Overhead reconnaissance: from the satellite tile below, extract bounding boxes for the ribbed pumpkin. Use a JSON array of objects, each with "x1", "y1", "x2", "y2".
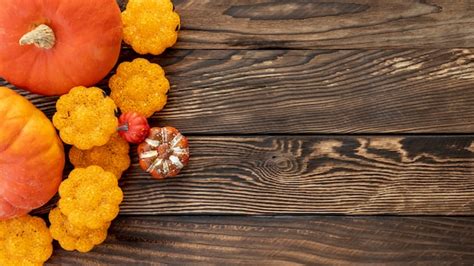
[
  {"x1": 0, "y1": 87, "x2": 65, "y2": 220},
  {"x1": 118, "y1": 112, "x2": 150, "y2": 144},
  {"x1": 0, "y1": 0, "x2": 123, "y2": 95}
]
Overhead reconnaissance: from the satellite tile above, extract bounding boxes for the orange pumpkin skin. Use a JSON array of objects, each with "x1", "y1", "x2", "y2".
[
  {"x1": 0, "y1": 87, "x2": 65, "y2": 220},
  {"x1": 0, "y1": 0, "x2": 122, "y2": 96}
]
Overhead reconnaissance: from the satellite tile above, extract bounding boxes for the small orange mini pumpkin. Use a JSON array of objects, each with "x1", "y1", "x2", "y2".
[
  {"x1": 0, "y1": 0, "x2": 123, "y2": 95},
  {"x1": 0, "y1": 87, "x2": 65, "y2": 220},
  {"x1": 118, "y1": 112, "x2": 150, "y2": 144}
]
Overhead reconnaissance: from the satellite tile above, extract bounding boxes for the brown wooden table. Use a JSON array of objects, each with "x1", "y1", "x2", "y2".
[{"x1": 12, "y1": 0, "x2": 474, "y2": 264}]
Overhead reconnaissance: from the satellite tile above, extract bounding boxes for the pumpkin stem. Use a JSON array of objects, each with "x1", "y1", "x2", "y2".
[
  {"x1": 19, "y1": 24, "x2": 56, "y2": 49},
  {"x1": 117, "y1": 123, "x2": 129, "y2": 132}
]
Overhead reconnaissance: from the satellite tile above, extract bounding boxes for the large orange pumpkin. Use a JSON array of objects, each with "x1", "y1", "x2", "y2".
[
  {"x1": 0, "y1": 0, "x2": 123, "y2": 96},
  {"x1": 0, "y1": 87, "x2": 65, "y2": 220}
]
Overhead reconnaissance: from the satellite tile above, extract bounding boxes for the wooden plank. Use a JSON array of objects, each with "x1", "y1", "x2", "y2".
[
  {"x1": 15, "y1": 49, "x2": 474, "y2": 134},
  {"x1": 116, "y1": 0, "x2": 474, "y2": 49},
  {"x1": 34, "y1": 135, "x2": 474, "y2": 215},
  {"x1": 47, "y1": 216, "x2": 474, "y2": 264}
]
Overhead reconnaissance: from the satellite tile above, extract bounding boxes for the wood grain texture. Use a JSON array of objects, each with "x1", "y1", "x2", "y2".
[
  {"x1": 15, "y1": 48, "x2": 474, "y2": 134},
  {"x1": 47, "y1": 216, "x2": 474, "y2": 264},
  {"x1": 4, "y1": 1, "x2": 474, "y2": 263},
  {"x1": 116, "y1": 0, "x2": 474, "y2": 49},
  {"x1": 34, "y1": 135, "x2": 474, "y2": 215}
]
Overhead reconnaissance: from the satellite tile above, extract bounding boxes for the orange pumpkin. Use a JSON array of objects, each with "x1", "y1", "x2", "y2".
[
  {"x1": 0, "y1": 0, "x2": 123, "y2": 96},
  {"x1": 0, "y1": 87, "x2": 65, "y2": 220}
]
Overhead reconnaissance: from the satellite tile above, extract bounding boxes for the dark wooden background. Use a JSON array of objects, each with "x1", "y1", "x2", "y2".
[{"x1": 8, "y1": 0, "x2": 474, "y2": 264}]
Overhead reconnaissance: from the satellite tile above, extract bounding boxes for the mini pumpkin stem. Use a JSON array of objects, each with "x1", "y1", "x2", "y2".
[
  {"x1": 19, "y1": 24, "x2": 56, "y2": 49},
  {"x1": 117, "y1": 124, "x2": 129, "y2": 132}
]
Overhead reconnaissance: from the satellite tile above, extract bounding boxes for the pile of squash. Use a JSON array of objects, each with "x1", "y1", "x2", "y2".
[{"x1": 0, "y1": 0, "x2": 188, "y2": 264}]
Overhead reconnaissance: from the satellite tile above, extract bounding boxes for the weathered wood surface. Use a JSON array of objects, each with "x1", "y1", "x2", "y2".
[
  {"x1": 15, "y1": 48, "x2": 474, "y2": 134},
  {"x1": 47, "y1": 216, "x2": 474, "y2": 264},
  {"x1": 117, "y1": 0, "x2": 474, "y2": 49},
  {"x1": 5, "y1": 0, "x2": 474, "y2": 263},
  {"x1": 33, "y1": 135, "x2": 474, "y2": 215},
  {"x1": 120, "y1": 136, "x2": 474, "y2": 215}
]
